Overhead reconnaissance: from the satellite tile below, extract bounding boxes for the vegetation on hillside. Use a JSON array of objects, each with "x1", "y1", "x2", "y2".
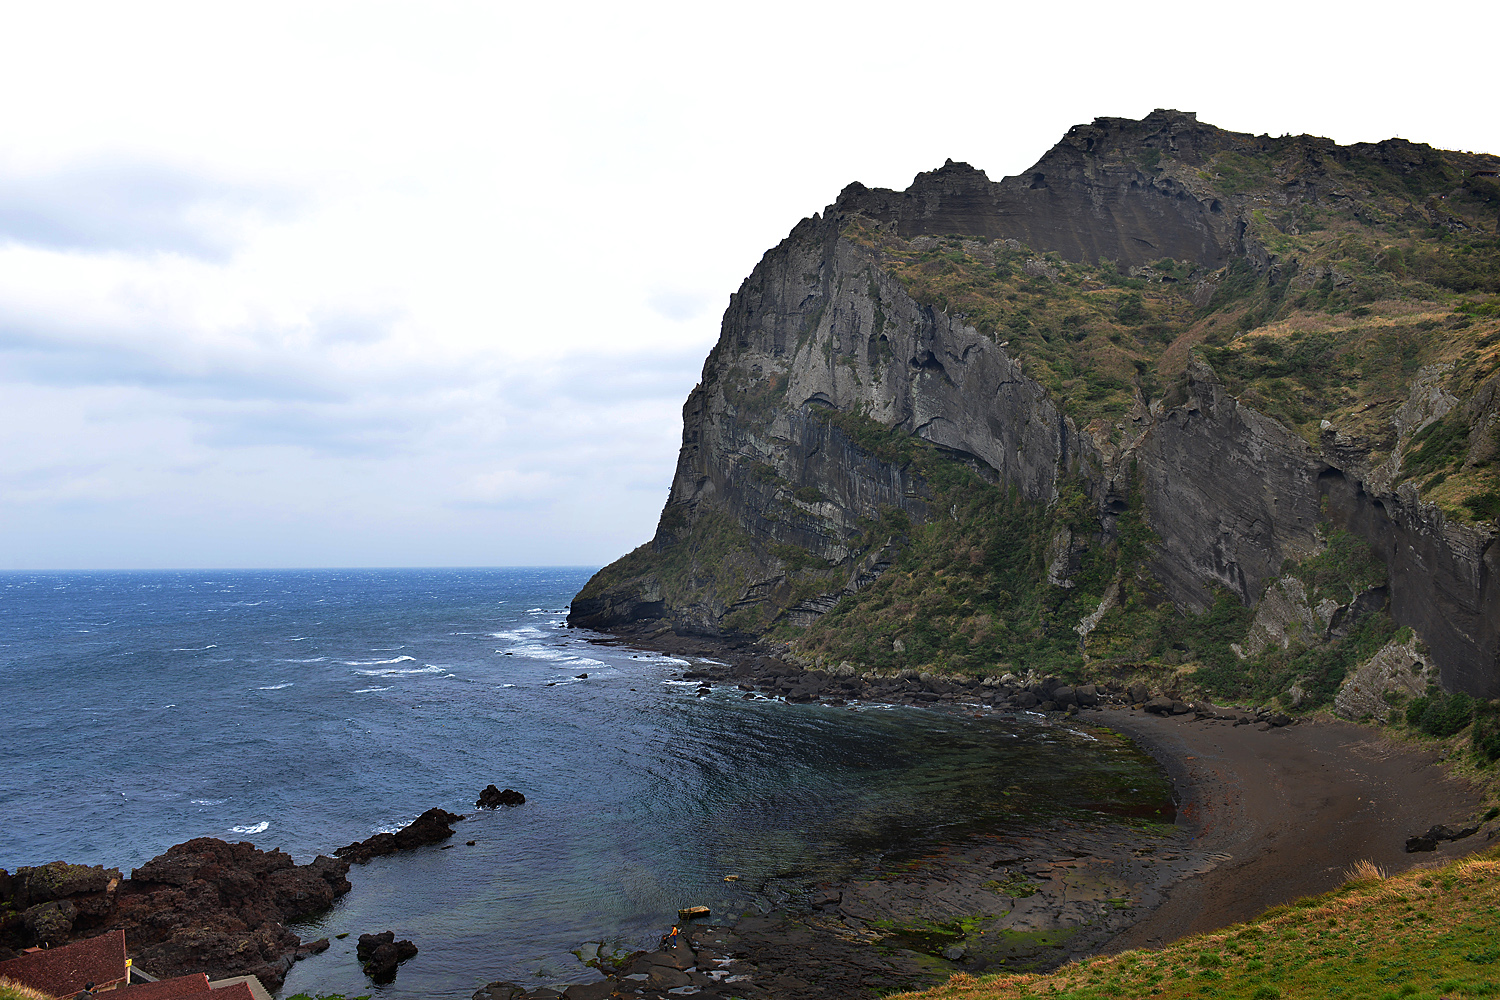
[
  {"x1": 784, "y1": 411, "x2": 1400, "y2": 713},
  {"x1": 0, "y1": 979, "x2": 52, "y2": 1000},
  {"x1": 892, "y1": 848, "x2": 1500, "y2": 1000}
]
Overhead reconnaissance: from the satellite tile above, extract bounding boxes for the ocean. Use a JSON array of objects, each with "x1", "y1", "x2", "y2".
[{"x1": 0, "y1": 568, "x2": 1171, "y2": 997}]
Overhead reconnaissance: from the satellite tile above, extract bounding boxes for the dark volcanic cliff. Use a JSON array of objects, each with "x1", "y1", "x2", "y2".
[{"x1": 571, "y1": 110, "x2": 1500, "y2": 707}]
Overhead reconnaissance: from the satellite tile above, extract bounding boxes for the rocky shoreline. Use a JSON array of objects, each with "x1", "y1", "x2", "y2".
[
  {"x1": 0, "y1": 839, "x2": 349, "y2": 991},
  {"x1": 453, "y1": 635, "x2": 1488, "y2": 1000},
  {"x1": 7, "y1": 637, "x2": 1490, "y2": 1000},
  {"x1": 451, "y1": 642, "x2": 1293, "y2": 1000},
  {"x1": 0, "y1": 793, "x2": 524, "y2": 990}
]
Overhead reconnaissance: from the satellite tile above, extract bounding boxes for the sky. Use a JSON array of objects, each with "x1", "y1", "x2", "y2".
[{"x1": 0, "y1": 1, "x2": 1495, "y2": 570}]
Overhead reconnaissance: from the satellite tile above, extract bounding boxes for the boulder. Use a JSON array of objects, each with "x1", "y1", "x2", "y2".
[
  {"x1": 474, "y1": 983, "x2": 528, "y2": 1000},
  {"x1": 476, "y1": 785, "x2": 526, "y2": 808},
  {"x1": 358, "y1": 930, "x2": 418, "y2": 983},
  {"x1": 1405, "y1": 823, "x2": 1481, "y2": 853},
  {"x1": 1144, "y1": 695, "x2": 1176, "y2": 715},
  {"x1": 1075, "y1": 684, "x2": 1099, "y2": 706},
  {"x1": 22, "y1": 900, "x2": 76, "y2": 945},
  {"x1": 1051, "y1": 685, "x2": 1076, "y2": 707},
  {"x1": 1128, "y1": 684, "x2": 1150, "y2": 704}
]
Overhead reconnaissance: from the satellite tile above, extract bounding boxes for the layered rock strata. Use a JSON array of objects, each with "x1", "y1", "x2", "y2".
[{"x1": 572, "y1": 109, "x2": 1500, "y2": 697}]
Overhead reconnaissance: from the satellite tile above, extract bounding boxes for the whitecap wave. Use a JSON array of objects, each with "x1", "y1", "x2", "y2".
[
  {"x1": 171, "y1": 645, "x2": 218, "y2": 651},
  {"x1": 277, "y1": 657, "x2": 327, "y2": 663},
  {"x1": 355, "y1": 665, "x2": 445, "y2": 677},
  {"x1": 353, "y1": 686, "x2": 393, "y2": 693},
  {"x1": 229, "y1": 821, "x2": 269, "y2": 835},
  {"x1": 506, "y1": 644, "x2": 571, "y2": 661},
  {"x1": 491, "y1": 627, "x2": 543, "y2": 640},
  {"x1": 257, "y1": 683, "x2": 294, "y2": 690},
  {"x1": 192, "y1": 798, "x2": 227, "y2": 806},
  {"x1": 342, "y1": 654, "x2": 417, "y2": 666}
]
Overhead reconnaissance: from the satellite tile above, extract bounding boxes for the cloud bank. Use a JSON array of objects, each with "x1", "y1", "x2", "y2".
[{"x1": 0, "y1": 1, "x2": 1492, "y2": 569}]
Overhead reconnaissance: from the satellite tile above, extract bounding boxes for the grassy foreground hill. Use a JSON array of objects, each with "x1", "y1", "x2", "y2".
[{"x1": 891, "y1": 848, "x2": 1500, "y2": 1000}]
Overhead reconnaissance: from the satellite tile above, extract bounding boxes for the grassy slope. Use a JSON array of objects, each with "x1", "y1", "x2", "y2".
[{"x1": 891, "y1": 848, "x2": 1500, "y2": 1000}]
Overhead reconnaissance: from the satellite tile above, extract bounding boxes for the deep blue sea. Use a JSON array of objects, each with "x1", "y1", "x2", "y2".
[{"x1": 0, "y1": 568, "x2": 1169, "y2": 998}]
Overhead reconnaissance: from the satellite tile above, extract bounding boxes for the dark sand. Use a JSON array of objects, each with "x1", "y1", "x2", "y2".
[{"x1": 1092, "y1": 707, "x2": 1490, "y2": 950}]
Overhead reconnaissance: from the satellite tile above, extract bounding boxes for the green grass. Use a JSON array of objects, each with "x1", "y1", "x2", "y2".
[{"x1": 891, "y1": 848, "x2": 1500, "y2": 1000}]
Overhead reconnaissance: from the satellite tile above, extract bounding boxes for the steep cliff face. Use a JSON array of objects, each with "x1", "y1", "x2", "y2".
[{"x1": 571, "y1": 110, "x2": 1500, "y2": 702}]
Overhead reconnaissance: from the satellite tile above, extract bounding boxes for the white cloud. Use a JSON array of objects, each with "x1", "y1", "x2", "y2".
[{"x1": 0, "y1": 0, "x2": 1492, "y2": 569}]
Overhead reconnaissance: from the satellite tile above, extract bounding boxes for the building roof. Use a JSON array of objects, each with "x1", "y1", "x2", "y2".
[
  {"x1": 202, "y1": 983, "x2": 256, "y2": 1000},
  {"x1": 0, "y1": 931, "x2": 128, "y2": 997},
  {"x1": 206, "y1": 977, "x2": 270, "y2": 1000},
  {"x1": 112, "y1": 973, "x2": 211, "y2": 1000}
]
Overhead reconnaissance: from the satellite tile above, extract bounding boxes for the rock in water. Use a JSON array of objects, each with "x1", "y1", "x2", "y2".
[
  {"x1": 357, "y1": 930, "x2": 418, "y2": 983},
  {"x1": 335, "y1": 807, "x2": 464, "y2": 864},
  {"x1": 475, "y1": 785, "x2": 526, "y2": 808}
]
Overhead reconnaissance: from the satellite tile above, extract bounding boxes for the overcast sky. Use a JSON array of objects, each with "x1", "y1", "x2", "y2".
[{"x1": 0, "y1": 1, "x2": 1494, "y2": 570}]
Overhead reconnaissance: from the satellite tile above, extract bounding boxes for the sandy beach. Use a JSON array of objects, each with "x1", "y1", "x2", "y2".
[{"x1": 1092, "y1": 706, "x2": 1489, "y2": 950}]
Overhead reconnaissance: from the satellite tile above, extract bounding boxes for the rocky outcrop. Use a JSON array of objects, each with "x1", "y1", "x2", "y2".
[
  {"x1": 335, "y1": 807, "x2": 463, "y2": 864},
  {"x1": 0, "y1": 842, "x2": 346, "y2": 991},
  {"x1": 357, "y1": 930, "x2": 418, "y2": 983},
  {"x1": 1336, "y1": 633, "x2": 1435, "y2": 720},
  {"x1": 572, "y1": 110, "x2": 1500, "y2": 697},
  {"x1": 475, "y1": 785, "x2": 525, "y2": 808}
]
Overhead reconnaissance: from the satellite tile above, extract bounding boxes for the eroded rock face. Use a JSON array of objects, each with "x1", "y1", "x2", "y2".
[
  {"x1": 571, "y1": 110, "x2": 1500, "y2": 695},
  {"x1": 1336, "y1": 633, "x2": 1435, "y2": 720}
]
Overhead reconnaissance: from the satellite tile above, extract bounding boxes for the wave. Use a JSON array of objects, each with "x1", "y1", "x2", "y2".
[
  {"x1": 171, "y1": 645, "x2": 218, "y2": 652},
  {"x1": 257, "y1": 683, "x2": 294, "y2": 690},
  {"x1": 191, "y1": 798, "x2": 227, "y2": 806},
  {"x1": 277, "y1": 657, "x2": 327, "y2": 663},
  {"x1": 355, "y1": 665, "x2": 445, "y2": 677},
  {"x1": 353, "y1": 686, "x2": 393, "y2": 693},
  {"x1": 342, "y1": 654, "x2": 417, "y2": 666},
  {"x1": 229, "y1": 821, "x2": 269, "y2": 835},
  {"x1": 491, "y1": 627, "x2": 543, "y2": 641}
]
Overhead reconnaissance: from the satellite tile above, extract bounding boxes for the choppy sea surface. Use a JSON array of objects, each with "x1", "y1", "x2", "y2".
[{"x1": 1, "y1": 568, "x2": 1171, "y2": 998}]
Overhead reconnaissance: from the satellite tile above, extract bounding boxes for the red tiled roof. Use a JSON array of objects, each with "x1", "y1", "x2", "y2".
[
  {"x1": 0, "y1": 931, "x2": 128, "y2": 997},
  {"x1": 204, "y1": 983, "x2": 256, "y2": 1000},
  {"x1": 112, "y1": 973, "x2": 211, "y2": 1000}
]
